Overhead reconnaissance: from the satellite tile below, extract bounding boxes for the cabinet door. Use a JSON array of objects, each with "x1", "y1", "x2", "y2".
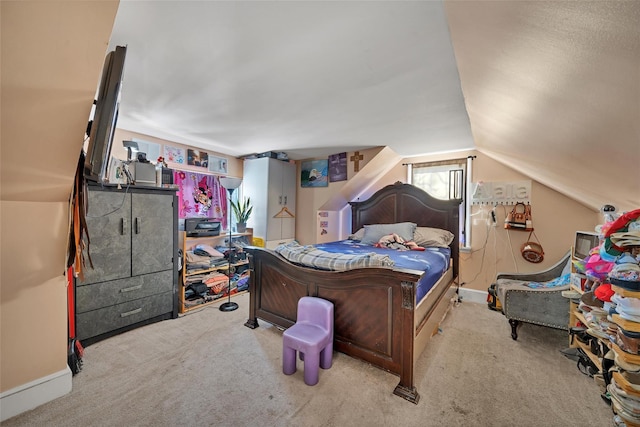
[
  {"x1": 279, "y1": 161, "x2": 296, "y2": 240},
  {"x1": 244, "y1": 158, "x2": 269, "y2": 240},
  {"x1": 244, "y1": 157, "x2": 296, "y2": 243},
  {"x1": 266, "y1": 159, "x2": 285, "y2": 241},
  {"x1": 131, "y1": 193, "x2": 174, "y2": 276},
  {"x1": 80, "y1": 190, "x2": 132, "y2": 285}
]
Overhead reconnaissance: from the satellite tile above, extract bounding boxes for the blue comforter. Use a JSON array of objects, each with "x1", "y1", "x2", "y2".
[{"x1": 314, "y1": 240, "x2": 451, "y2": 303}]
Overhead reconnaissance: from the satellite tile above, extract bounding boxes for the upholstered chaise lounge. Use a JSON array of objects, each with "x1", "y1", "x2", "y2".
[{"x1": 493, "y1": 251, "x2": 572, "y2": 340}]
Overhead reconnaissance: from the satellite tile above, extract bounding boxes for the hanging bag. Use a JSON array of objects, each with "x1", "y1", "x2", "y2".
[
  {"x1": 521, "y1": 230, "x2": 544, "y2": 263},
  {"x1": 504, "y1": 202, "x2": 533, "y2": 231},
  {"x1": 524, "y1": 204, "x2": 533, "y2": 230}
]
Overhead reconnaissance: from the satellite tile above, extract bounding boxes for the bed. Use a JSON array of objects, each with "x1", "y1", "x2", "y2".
[{"x1": 244, "y1": 182, "x2": 461, "y2": 403}]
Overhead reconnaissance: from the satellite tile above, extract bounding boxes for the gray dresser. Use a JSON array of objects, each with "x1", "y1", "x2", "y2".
[{"x1": 76, "y1": 184, "x2": 178, "y2": 345}]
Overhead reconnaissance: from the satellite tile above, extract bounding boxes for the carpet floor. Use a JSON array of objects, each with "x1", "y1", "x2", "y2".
[{"x1": 4, "y1": 293, "x2": 614, "y2": 426}]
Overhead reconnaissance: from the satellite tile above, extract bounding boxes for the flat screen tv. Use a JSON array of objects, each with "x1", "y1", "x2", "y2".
[{"x1": 84, "y1": 45, "x2": 127, "y2": 182}]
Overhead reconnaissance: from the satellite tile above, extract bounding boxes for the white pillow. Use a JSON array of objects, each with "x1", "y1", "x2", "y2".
[{"x1": 413, "y1": 227, "x2": 455, "y2": 248}]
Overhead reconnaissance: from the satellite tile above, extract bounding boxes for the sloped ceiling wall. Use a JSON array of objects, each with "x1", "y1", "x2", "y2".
[
  {"x1": 1, "y1": 0, "x2": 120, "y2": 400},
  {"x1": 107, "y1": 1, "x2": 639, "y2": 211},
  {"x1": 445, "y1": 1, "x2": 640, "y2": 212},
  {"x1": 1, "y1": 1, "x2": 119, "y2": 202},
  {"x1": 108, "y1": 1, "x2": 475, "y2": 161}
]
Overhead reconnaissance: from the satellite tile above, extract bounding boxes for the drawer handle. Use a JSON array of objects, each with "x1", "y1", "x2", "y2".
[
  {"x1": 120, "y1": 308, "x2": 142, "y2": 318},
  {"x1": 120, "y1": 284, "x2": 142, "y2": 293},
  {"x1": 282, "y1": 282, "x2": 287, "y2": 287}
]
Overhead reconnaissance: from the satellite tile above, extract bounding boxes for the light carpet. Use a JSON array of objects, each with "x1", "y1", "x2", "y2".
[{"x1": 4, "y1": 293, "x2": 614, "y2": 426}]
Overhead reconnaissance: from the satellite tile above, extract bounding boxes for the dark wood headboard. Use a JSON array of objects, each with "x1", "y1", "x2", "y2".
[{"x1": 349, "y1": 182, "x2": 462, "y2": 279}]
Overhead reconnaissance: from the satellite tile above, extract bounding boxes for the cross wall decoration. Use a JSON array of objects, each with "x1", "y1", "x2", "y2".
[{"x1": 350, "y1": 151, "x2": 364, "y2": 172}]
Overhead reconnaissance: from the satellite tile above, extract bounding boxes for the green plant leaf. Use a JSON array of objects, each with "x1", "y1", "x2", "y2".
[{"x1": 230, "y1": 197, "x2": 252, "y2": 223}]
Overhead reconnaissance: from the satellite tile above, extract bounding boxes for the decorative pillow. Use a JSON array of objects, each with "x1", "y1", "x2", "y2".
[
  {"x1": 348, "y1": 228, "x2": 365, "y2": 241},
  {"x1": 413, "y1": 227, "x2": 455, "y2": 248},
  {"x1": 275, "y1": 241, "x2": 394, "y2": 271},
  {"x1": 360, "y1": 222, "x2": 417, "y2": 245}
]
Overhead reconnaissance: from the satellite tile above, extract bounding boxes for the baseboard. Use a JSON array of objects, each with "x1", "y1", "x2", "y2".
[
  {"x1": 0, "y1": 367, "x2": 72, "y2": 422},
  {"x1": 458, "y1": 287, "x2": 488, "y2": 305}
]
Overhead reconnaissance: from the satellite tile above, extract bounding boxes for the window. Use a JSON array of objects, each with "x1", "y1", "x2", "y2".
[
  {"x1": 409, "y1": 158, "x2": 471, "y2": 248},
  {"x1": 412, "y1": 163, "x2": 464, "y2": 200}
]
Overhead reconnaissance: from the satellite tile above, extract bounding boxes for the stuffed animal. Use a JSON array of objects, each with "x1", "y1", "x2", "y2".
[{"x1": 374, "y1": 233, "x2": 425, "y2": 251}]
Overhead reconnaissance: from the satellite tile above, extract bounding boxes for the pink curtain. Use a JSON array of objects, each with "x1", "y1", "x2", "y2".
[{"x1": 174, "y1": 170, "x2": 227, "y2": 225}]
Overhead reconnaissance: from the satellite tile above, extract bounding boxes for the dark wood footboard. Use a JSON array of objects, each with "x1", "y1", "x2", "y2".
[
  {"x1": 244, "y1": 247, "x2": 453, "y2": 402},
  {"x1": 245, "y1": 182, "x2": 461, "y2": 402}
]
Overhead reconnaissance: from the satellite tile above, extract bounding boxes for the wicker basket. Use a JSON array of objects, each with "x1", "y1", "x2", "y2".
[{"x1": 521, "y1": 233, "x2": 544, "y2": 263}]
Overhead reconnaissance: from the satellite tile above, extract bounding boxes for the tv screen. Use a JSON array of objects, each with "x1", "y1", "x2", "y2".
[
  {"x1": 84, "y1": 45, "x2": 127, "y2": 182},
  {"x1": 574, "y1": 231, "x2": 600, "y2": 260}
]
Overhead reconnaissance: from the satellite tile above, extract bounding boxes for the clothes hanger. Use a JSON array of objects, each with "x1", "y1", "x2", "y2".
[{"x1": 273, "y1": 206, "x2": 295, "y2": 218}]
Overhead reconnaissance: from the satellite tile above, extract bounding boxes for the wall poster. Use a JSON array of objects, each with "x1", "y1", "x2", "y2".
[
  {"x1": 187, "y1": 149, "x2": 209, "y2": 168},
  {"x1": 329, "y1": 152, "x2": 347, "y2": 182},
  {"x1": 131, "y1": 139, "x2": 161, "y2": 162},
  {"x1": 301, "y1": 159, "x2": 328, "y2": 187},
  {"x1": 173, "y1": 170, "x2": 228, "y2": 222},
  {"x1": 163, "y1": 145, "x2": 185, "y2": 164},
  {"x1": 208, "y1": 155, "x2": 228, "y2": 174}
]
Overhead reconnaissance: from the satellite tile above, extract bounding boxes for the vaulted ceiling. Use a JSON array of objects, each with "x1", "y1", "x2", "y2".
[
  {"x1": 110, "y1": 1, "x2": 475, "y2": 160},
  {"x1": 108, "y1": 1, "x2": 639, "y2": 211}
]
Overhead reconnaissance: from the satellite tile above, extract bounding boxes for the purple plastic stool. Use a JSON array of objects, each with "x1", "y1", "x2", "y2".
[{"x1": 282, "y1": 296, "x2": 334, "y2": 386}]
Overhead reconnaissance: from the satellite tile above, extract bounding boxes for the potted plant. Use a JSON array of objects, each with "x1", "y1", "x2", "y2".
[{"x1": 230, "y1": 197, "x2": 252, "y2": 233}]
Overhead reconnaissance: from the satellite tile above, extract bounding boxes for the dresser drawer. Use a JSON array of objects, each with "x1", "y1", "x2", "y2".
[
  {"x1": 76, "y1": 270, "x2": 173, "y2": 313},
  {"x1": 76, "y1": 291, "x2": 173, "y2": 341}
]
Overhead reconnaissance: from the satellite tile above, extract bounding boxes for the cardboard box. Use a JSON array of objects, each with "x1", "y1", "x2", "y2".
[{"x1": 256, "y1": 151, "x2": 278, "y2": 159}]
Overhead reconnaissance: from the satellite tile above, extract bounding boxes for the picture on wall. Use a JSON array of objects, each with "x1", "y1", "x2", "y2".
[
  {"x1": 163, "y1": 145, "x2": 185, "y2": 164},
  {"x1": 187, "y1": 149, "x2": 209, "y2": 168},
  {"x1": 329, "y1": 152, "x2": 347, "y2": 182},
  {"x1": 132, "y1": 139, "x2": 161, "y2": 163},
  {"x1": 301, "y1": 159, "x2": 329, "y2": 187},
  {"x1": 208, "y1": 155, "x2": 228, "y2": 174}
]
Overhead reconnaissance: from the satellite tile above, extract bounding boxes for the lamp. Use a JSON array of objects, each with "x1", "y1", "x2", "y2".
[{"x1": 218, "y1": 176, "x2": 243, "y2": 312}]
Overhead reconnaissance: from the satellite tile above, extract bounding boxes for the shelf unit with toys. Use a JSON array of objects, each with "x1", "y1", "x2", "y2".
[
  {"x1": 568, "y1": 299, "x2": 604, "y2": 373},
  {"x1": 180, "y1": 229, "x2": 253, "y2": 314},
  {"x1": 566, "y1": 236, "x2": 608, "y2": 375},
  {"x1": 606, "y1": 247, "x2": 640, "y2": 424},
  {"x1": 567, "y1": 215, "x2": 640, "y2": 425}
]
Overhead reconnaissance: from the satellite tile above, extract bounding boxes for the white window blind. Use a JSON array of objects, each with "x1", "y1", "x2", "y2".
[{"x1": 409, "y1": 157, "x2": 473, "y2": 249}]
